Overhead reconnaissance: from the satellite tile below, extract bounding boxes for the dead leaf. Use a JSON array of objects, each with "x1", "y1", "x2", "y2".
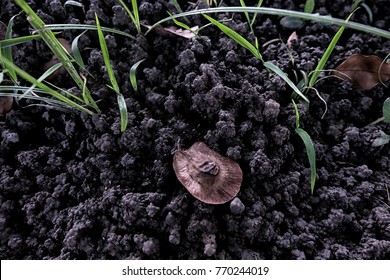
[
  {"x1": 143, "y1": 24, "x2": 198, "y2": 39},
  {"x1": 334, "y1": 54, "x2": 390, "y2": 90},
  {"x1": 287, "y1": 31, "x2": 298, "y2": 48},
  {"x1": 0, "y1": 96, "x2": 13, "y2": 116},
  {"x1": 173, "y1": 142, "x2": 242, "y2": 204}
]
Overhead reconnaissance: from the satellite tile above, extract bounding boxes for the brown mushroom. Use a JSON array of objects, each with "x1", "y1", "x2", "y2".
[{"x1": 173, "y1": 142, "x2": 243, "y2": 204}]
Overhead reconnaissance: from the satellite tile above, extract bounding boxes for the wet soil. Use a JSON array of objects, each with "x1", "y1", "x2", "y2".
[{"x1": 1, "y1": 0, "x2": 390, "y2": 259}]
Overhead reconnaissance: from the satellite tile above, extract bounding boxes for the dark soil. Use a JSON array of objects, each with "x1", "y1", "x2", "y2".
[{"x1": 1, "y1": 0, "x2": 390, "y2": 260}]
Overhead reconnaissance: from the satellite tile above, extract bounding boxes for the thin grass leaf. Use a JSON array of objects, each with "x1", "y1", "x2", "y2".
[
  {"x1": 292, "y1": 99, "x2": 317, "y2": 193},
  {"x1": 2, "y1": 15, "x2": 17, "y2": 82},
  {"x1": 264, "y1": 61, "x2": 309, "y2": 103},
  {"x1": 250, "y1": 0, "x2": 263, "y2": 27},
  {"x1": 96, "y1": 14, "x2": 128, "y2": 132},
  {"x1": 383, "y1": 97, "x2": 390, "y2": 123},
  {"x1": 19, "y1": 62, "x2": 63, "y2": 99},
  {"x1": 360, "y1": 3, "x2": 373, "y2": 24},
  {"x1": 43, "y1": 24, "x2": 134, "y2": 39},
  {"x1": 304, "y1": 0, "x2": 315, "y2": 13},
  {"x1": 203, "y1": 13, "x2": 262, "y2": 60},
  {"x1": 1, "y1": 56, "x2": 93, "y2": 114},
  {"x1": 71, "y1": 31, "x2": 86, "y2": 68},
  {"x1": 130, "y1": 58, "x2": 145, "y2": 92},
  {"x1": 0, "y1": 34, "x2": 48, "y2": 48},
  {"x1": 64, "y1": 0, "x2": 84, "y2": 9},
  {"x1": 296, "y1": 127, "x2": 317, "y2": 193},
  {"x1": 80, "y1": 73, "x2": 90, "y2": 105},
  {"x1": 95, "y1": 14, "x2": 120, "y2": 93},
  {"x1": 146, "y1": 7, "x2": 390, "y2": 39},
  {"x1": 309, "y1": 12, "x2": 354, "y2": 87},
  {"x1": 0, "y1": 90, "x2": 77, "y2": 109},
  {"x1": 168, "y1": 12, "x2": 192, "y2": 31},
  {"x1": 131, "y1": 0, "x2": 140, "y2": 34},
  {"x1": 15, "y1": 0, "x2": 100, "y2": 113},
  {"x1": 352, "y1": 0, "x2": 362, "y2": 11},
  {"x1": 117, "y1": 93, "x2": 128, "y2": 132},
  {"x1": 118, "y1": 0, "x2": 141, "y2": 34}
]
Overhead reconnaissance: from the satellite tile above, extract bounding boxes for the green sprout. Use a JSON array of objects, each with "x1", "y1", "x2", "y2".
[
  {"x1": 118, "y1": 0, "x2": 141, "y2": 34},
  {"x1": 14, "y1": 0, "x2": 99, "y2": 113},
  {"x1": 95, "y1": 13, "x2": 128, "y2": 132}
]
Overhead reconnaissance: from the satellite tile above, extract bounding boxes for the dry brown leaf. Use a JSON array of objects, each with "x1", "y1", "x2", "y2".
[
  {"x1": 334, "y1": 54, "x2": 390, "y2": 90},
  {"x1": 0, "y1": 96, "x2": 13, "y2": 116},
  {"x1": 287, "y1": 31, "x2": 298, "y2": 48},
  {"x1": 173, "y1": 142, "x2": 242, "y2": 204}
]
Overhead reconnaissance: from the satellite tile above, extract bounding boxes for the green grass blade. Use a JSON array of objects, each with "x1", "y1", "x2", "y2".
[
  {"x1": 292, "y1": 99, "x2": 317, "y2": 193},
  {"x1": 43, "y1": 24, "x2": 134, "y2": 39},
  {"x1": 117, "y1": 93, "x2": 128, "y2": 132},
  {"x1": 351, "y1": 0, "x2": 362, "y2": 11},
  {"x1": 95, "y1": 14, "x2": 120, "y2": 93},
  {"x1": 15, "y1": 0, "x2": 100, "y2": 113},
  {"x1": 383, "y1": 97, "x2": 390, "y2": 123},
  {"x1": 118, "y1": 0, "x2": 141, "y2": 34},
  {"x1": 71, "y1": 31, "x2": 86, "y2": 68},
  {"x1": 264, "y1": 61, "x2": 309, "y2": 103},
  {"x1": 19, "y1": 62, "x2": 63, "y2": 99},
  {"x1": 296, "y1": 127, "x2": 317, "y2": 194},
  {"x1": 0, "y1": 34, "x2": 43, "y2": 48},
  {"x1": 250, "y1": 0, "x2": 264, "y2": 27},
  {"x1": 131, "y1": 0, "x2": 141, "y2": 34},
  {"x1": 304, "y1": 0, "x2": 315, "y2": 13},
  {"x1": 96, "y1": 13, "x2": 128, "y2": 131},
  {"x1": 64, "y1": 0, "x2": 84, "y2": 9},
  {"x1": 308, "y1": 12, "x2": 354, "y2": 87},
  {"x1": 2, "y1": 15, "x2": 18, "y2": 82},
  {"x1": 203, "y1": 13, "x2": 262, "y2": 60},
  {"x1": 130, "y1": 58, "x2": 145, "y2": 92},
  {"x1": 146, "y1": 7, "x2": 390, "y2": 39},
  {"x1": 168, "y1": 12, "x2": 192, "y2": 31},
  {"x1": 1, "y1": 56, "x2": 93, "y2": 114}
]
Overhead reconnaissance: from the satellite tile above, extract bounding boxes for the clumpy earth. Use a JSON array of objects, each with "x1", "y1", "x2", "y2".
[{"x1": 1, "y1": 0, "x2": 390, "y2": 259}]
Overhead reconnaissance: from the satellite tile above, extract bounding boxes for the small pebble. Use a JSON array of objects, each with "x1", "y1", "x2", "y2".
[{"x1": 230, "y1": 197, "x2": 245, "y2": 215}]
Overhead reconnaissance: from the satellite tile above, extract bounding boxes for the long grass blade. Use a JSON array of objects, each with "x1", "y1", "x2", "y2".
[
  {"x1": 383, "y1": 97, "x2": 390, "y2": 123},
  {"x1": 15, "y1": 0, "x2": 100, "y2": 113},
  {"x1": 296, "y1": 127, "x2": 317, "y2": 194},
  {"x1": 308, "y1": 12, "x2": 354, "y2": 87},
  {"x1": 203, "y1": 13, "x2": 262, "y2": 60},
  {"x1": 118, "y1": 0, "x2": 141, "y2": 34},
  {"x1": 146, "y1": 7, "x2": 390, "y2": 39},
  {"x1": 43, "y1": 24, "x2": 134, "y2": 39},
  {"x1": 1, "y1": 56, "x2": 93, "y2": 114},
  {"x1": 95, "y1": 14, "x2": 120, "y2": 93},
  {"x1": 71, "y1": 31, "x2": 86, "y2": 68},
  {"x1": 130, "y1": 58, "x2": 145, "y2": 92},
  {"x1": 2, "y1": 15, "x2": 18, "y2": 82},
  {"x1": 264, "y1": 61, "x2": 309, "y2": 103},
  {"x1": 292, "y1": 99, "x2": 317, "y2": 193},
  {"x1": 117, "y1": 93, "x2": 128, "y2": 132},
  {"x1": 96, "y1": 13, "x2": 128, "y2": 131}
]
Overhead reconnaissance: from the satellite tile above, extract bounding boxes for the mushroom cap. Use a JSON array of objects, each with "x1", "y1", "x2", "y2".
[{"x1": 173, "y1": 142, "x2": 243, "y2": 204}]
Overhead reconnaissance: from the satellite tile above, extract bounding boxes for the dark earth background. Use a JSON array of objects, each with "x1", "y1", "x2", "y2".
[{"x1": 1, "y1": 0, "x2": 390, "y2": 259}]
